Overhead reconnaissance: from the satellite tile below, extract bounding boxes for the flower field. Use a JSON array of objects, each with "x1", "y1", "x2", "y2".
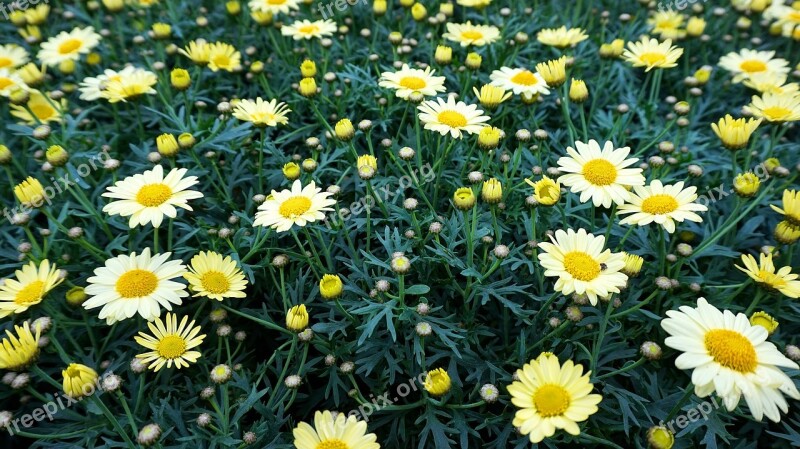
[{"x1": 1, "y1": 0, "x2": 800, "y2": 448}]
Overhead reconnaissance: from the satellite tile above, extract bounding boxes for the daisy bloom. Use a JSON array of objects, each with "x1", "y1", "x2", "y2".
[
  {"x1": 618, "y1": 180, "x2": 707, "y2": 233},
  {"x1": 745, "y1": 92, "x2": 800, "y2": 123},
  {"x1": 473, "y1": 84, "x2": 512, "y2": 110},
  {"x1": 0, "y1": 44, "x2": 29, "y2": 69},
  {"x1": 184, "y1": 251, "x2": 248, "y2": 301},
  {"x1": 0, "y1": 69, "x2": 28, "y2": 97},
  {"x1": 622, "y1": 37, "x2": 683, "y2": 71},
  {"x1": 648, "y1": 10, "x2": 686, "y2": 39},
  {"x1": 78, "y1": 66, "x2": 138, "y2": 101},
  {"x1": 207, "y1": 42, "x2": 242, "y2": 72},
  {"x1": 83, "y1": 248, "x2": 189, "y2": 325},
  {"x1": 0, "y1": 322, "x2": 41, "y2": 371},
  {"x1": 254, "y1": 180, "x2": 336, "y2": 232},
  {"x1": 179, "y1": 40, "x2": 211, "y2": 66},
  {"x1": 489, "y1": 67, "x2": 550, "y2": 97},
  {"x1": 232, "y1": 97, "x2": 291, "y2": 127},
  {"x1": 536, "y1": 26, "x2": 588, "y2": 48},
  {"x1": 417, "y1": 96, "x2": 490, "y2": 138},
  {"x1": 710, "y1": 115, "x2": 762, "y2": 150},
  {"x1": 736, "y1": 253, "x2": 800, "y2": 298},
  {"x1": 508, "y1": 354, "x2": 602, "y2": 443},
  {"x1": 0, "y1": 260, "x2": 63, "y2": 318},
  {"x1": 62, "y1": 364, "x2": 98, "y2": 399},
  {"x1": 557, "y1": 140, "x2": 645, "y2": 208},
  {"x1": 743, "y1": 72, "x2": 799, "y2": 96},
  {"x1": 442, "y1": 22, "x2": 501, "y2": 47},
  {"x1": 37, "y1": 26, "x2": 101, "y2": 66},
  {"x1": 537, "y1": 228, "x2": 628, "y2": 305},
  {"x1": 378, "y1": 64, "x2": 446, "y2": 99},
  {"x1": 281, "y1": 19, "x2": 337, "y2": 40},
  {"x1": 771, "y1": 189, "x2": 800, "y2": 226},
  {"x1": 718, "y1": 49, "x2": 790, "y2": 83},
  {"x1": 661, "y1": 298, "x2": 800, "y2": 422},
  {"x1": 293, "y1": 410, "x2": 379, "y2": 449},
  {"x1": 9, "y1": 90, "x2": 65, "y2": 125},
  {"x1": 134, "y1": 313, "x2": 206, "y2": 371},
  {"x1": 456, "y1": 0, "x2": 491, "y2": 8},
  {"x1": 101, "y1": 68, "x2": 158, "y2": 103},
  {"x1": 248, "y1": 0, "x2": 300, "y2": 15},
  {"x1": 526, "y1": 176, "x2": 561, "y2": 206}
]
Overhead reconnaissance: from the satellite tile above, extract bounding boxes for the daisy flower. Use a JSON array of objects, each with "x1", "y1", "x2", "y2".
[
  {"x1": 662, "y1": 298, "x2": 800, "y2": 422},
  {"x1": 207, "y1": 42, "x2": 242, "y2": 72},
  {"x1": 417, "y1": 96, "x2": 490, "y2": 138},
  {"x1": 248, "y1": 0, "x2": 300, "y2": 15},
  {"x1": 293, "y1": 410, "x2": 379, "y2": 449},
  {"x1": 536, "y1": 26, "x2": 589, "y2": 48},
  {"x1": 0, "y1": 69, "x2": 28, "y2": 97},
  {"x1": 618, "y1": 180, "x2": 707, "y2": 233},
  {"x1": 0, "y1": 322, "x2": 41, "y2": 371},
  {"x1": 0, "y1": 44, "x2": 30, "y2": 69},
  {"x1": 736, "y1": 253, "x2": 800, "y2": 298},
  {"x1": 37, "y1": 26, "x2": 101, "y2": 66},
  {"x1": 102, "y1": 165, "x2": 203, "y2": 228},
  {"x1": 442, "y1": 22, "x2": 501, "y2": 47},
  {"x1": 254, "y1": 180, "x2": 336, "y2": 232},
  {"x1": 134, "y1": 313, "x2": 206, "y2": 371},
  {"x1": 184, "y1": 251, "x2": 248, "y2": 301},
  {"x1": 0, "y1": 260, "x2": 63, "y2": 318},
  {"x1": 83, "y1": 248, "x2": 189, "y2": 325},
  {"x1": 281, "y1": 19, "x2": 337, "y2": 40},
  {"x1": 771, "y1": 189, "x2": 800, "y2": 226},
  {"x1": 745, "y1": 92, "x2": 800, "y2": 123},
  {"x1": 101, "y1": 68, "x2": 158, "y2": 103},
  {"x1": 622, "y1": 37, "x2": 683, "y2": 71},
  {"x1": 232, "y1": 97, "x2": 291, "y2": 127},
  {"x1": 743, "y1": 72, "x2": 799, "y2": 96},
  {"x1": 718, "y1": 49, "x2": 790, "y2": 83},
  {"x1": 378, "y1": 64, "x2": 446, "y2": 99},
  {"x1": 556, "y1": 140, "x2": 645, "y2": 208},
  {"x1": 456, "y1": 0, "x2": 492, "y2": 7},
  {"x1": 179, "y1": 40, "x2": 211, "y2": 66},
  {"x1": 78, "y1": 66, "x2": 138, "y2": 101},
  {"x1": 9, "y1": 90, "x2": 65, "y2": 125},
  {"x1": 508, "y1": 354, "x2": 602, "y2": 443},
  {"x1": 647, "y1": 10, "x2": 686, "y2": 39},
  {"x1": 489, "y1": 67, "x2": 550, "y2": 97},
  {"x1": 537, "y1": 228, "x2": 628, "y2": 305}
]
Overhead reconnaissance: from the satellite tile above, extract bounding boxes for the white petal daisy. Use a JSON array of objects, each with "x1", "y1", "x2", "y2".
[{"x1": 254, "y1": 180, "x2": 336, "y2": 232}]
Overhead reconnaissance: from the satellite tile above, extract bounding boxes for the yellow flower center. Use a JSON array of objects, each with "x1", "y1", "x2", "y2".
[
  {"x1": 704, "y1": 329, "x2": 757, "y2": 373},
  {"x1": 136, "y1": 183, "x2": 173, "y2": 207},
  {"x1": 116, "y1": 269, "x2": 158, "y2": 298},
  {"x1": 58, "y1": 38, "x2": 83, "y2": 55},
  {"x1": 0, "y1": 77, "x2": 14, "y2": 90},
  {"x1": 762, "y1": 106, "x2": 792, "y2": 121},
  {"x1": 639, "y1": 52, "x2": 666, "y2": 66},
  {"x1": 157, "y1": 335, "x2": 187, "y2": 359},
  {"x1": 533, "y1": 384, "x2": 571, "y2": 417},
  {"x1": 0, "y1": 57, "x2": 12, "y2": 68},
  {"x1": 510, "y1": 70, "x2": 539, "y2": 86},
  {"x1": 267, "y1": 0, "x2": 287, "y2": 4},
  {"x1": 437, "y1": 110, "x2": 468, "y2": 128},
  {"x1": 30, "y1": 103, "x2": 56, "y2": 120},
  {"x1": 582, "y1": 159, "x2": 618, "y2": 186},
  {"x1": 641, "y1": 194, "x2": 679, "y2": 215},
  {"x1": 757, "y1": 270, "x2": 787, "y2": 289},
  {"x1": 299, "y1": 24, "x2": 320, "y2": 34},
  {"x1": 563, "y1": 251, "x2": 601, "y2": 281},
  {"x1": 200, "y1": 271, "x2": 231, "y2": 294},
  {"x1": 398, "y1": 76, "x2": 426, "y2": 90},
  {"x1": 461, "y1": 30, "x2": 483, "y2": 40},
  {"x1": 14, "y1": 280, "x2": 45, "y2": 305},
  {"x1": 316, "y1": 440, "x2": 349, "y2": 449},
  {"x1": 739, "y1": 59, "x2": 767, "y2": 73},
  {"x1": 212, "y1": 54, "x2": 231, "y2": 68},
  {"x1": 279, "y1": 196, "x2": 312, "y2": 218}
]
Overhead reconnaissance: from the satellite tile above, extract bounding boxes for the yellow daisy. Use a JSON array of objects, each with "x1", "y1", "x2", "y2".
[
  {"x1": 134, "y1": 312, "x2": 206, "y2": 371},
  {"x1": 417, "y1": 96, "x2": 490, "y2": 139},
  {"x1": 62, "y1": 364, "x2": 98, "y2": 399},
  {"x1": 745, "y1": 92, "x2": 800, "y2": 123},
  {"x1": 537, "y1": 228, "x2": 628, "y2": 305},
  {"x1": 78, "y1": 66, "x2": 138, "y2": 101},
  {"x1": 743, "y1": 72, "x2": 799, "y2": 96},
  {"x1": 536, "y1": 26, "x2": 588, "y2": 48},
  {"x1": 179, "y1": 40, "x2": 211, "y2": 66},
  {"x1": 248, "y1": 0, "x2": 300, "y2": 15},
  {"x1": 442, "y1": 22, "x2": 501, "y2": 47},
  {"x1": 0, "y1": 44, "x2": 30, "y2": 69},
  {"x1": 184, "y1": 251, "x2": 248, "y2": 301},
  {"x1": 378, "y1": 64, "x2": 446, "y2": 99},
  {"x1": 102, "y1": 165, "x2": 204, "y2": 228},
  {"x1": 771, "y1": 189, "x2": 800, "y2": 226},
  {"x1": 489, "y1": 67, "x2": 550, "y2": 97},
  {"x1": 0, "y1": 69, "x2": 28, "y2": 97},
  {"x1": 710, "y1": 115, "x2": 762, "y2": 150},
  {"x1": 0, "y1": 322, "x2": 41, "y2": 371},
  {"x1": 281, "y1": 19, "x2": 337, "y2": 40},
  {"x1": 622, "y1": 37, "x2": 683, "y2": 71},
  {"x1": 293, "y1": 411, "x2": 380, "y2": 449},
  {"x1": 718, "y1": 49, "x2": 790, "y2": 83},
  {"x1": 101, "y1": 67, "x2": 158, "y2": 103},
  {"x1": 0, "y1": 260, "x2": 63, "y2": 318},
  {"x1": 618, "y1": 180, "x2": 708, "y2": 233},
  {"x1": 254, "y1": 180, "x2": 336, "y2": 232},
  {"x1": 662, "y1": 298, "x2": 800, "y2": 422},
  {"x1": 37, "y1": 26, "x2": 101, "y2": 66},
  {"x1": 556, "y1": 139, "x2": 645, "y2": 208},
  {"x1": 232, "y1": 97, "x2": 291, "y2": 127},
  {"x1": 647, "y1": 10, "x2": 686, "y2": 40},
  {"x1": 508, "y1": 354, "x2": 602, "y2": 444},
  {"x1": 207, "y1": 42, "x2": 242, "y2": 72},
  {"x1": 83, "y1": 248, "x2": 189, "y2": 325},
  {"x1": 10, "y1": 90, "x2": 65, "y2": 125},
  {"x1": 736, "y1": 253, "x2": 800, "y2": 298}
]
